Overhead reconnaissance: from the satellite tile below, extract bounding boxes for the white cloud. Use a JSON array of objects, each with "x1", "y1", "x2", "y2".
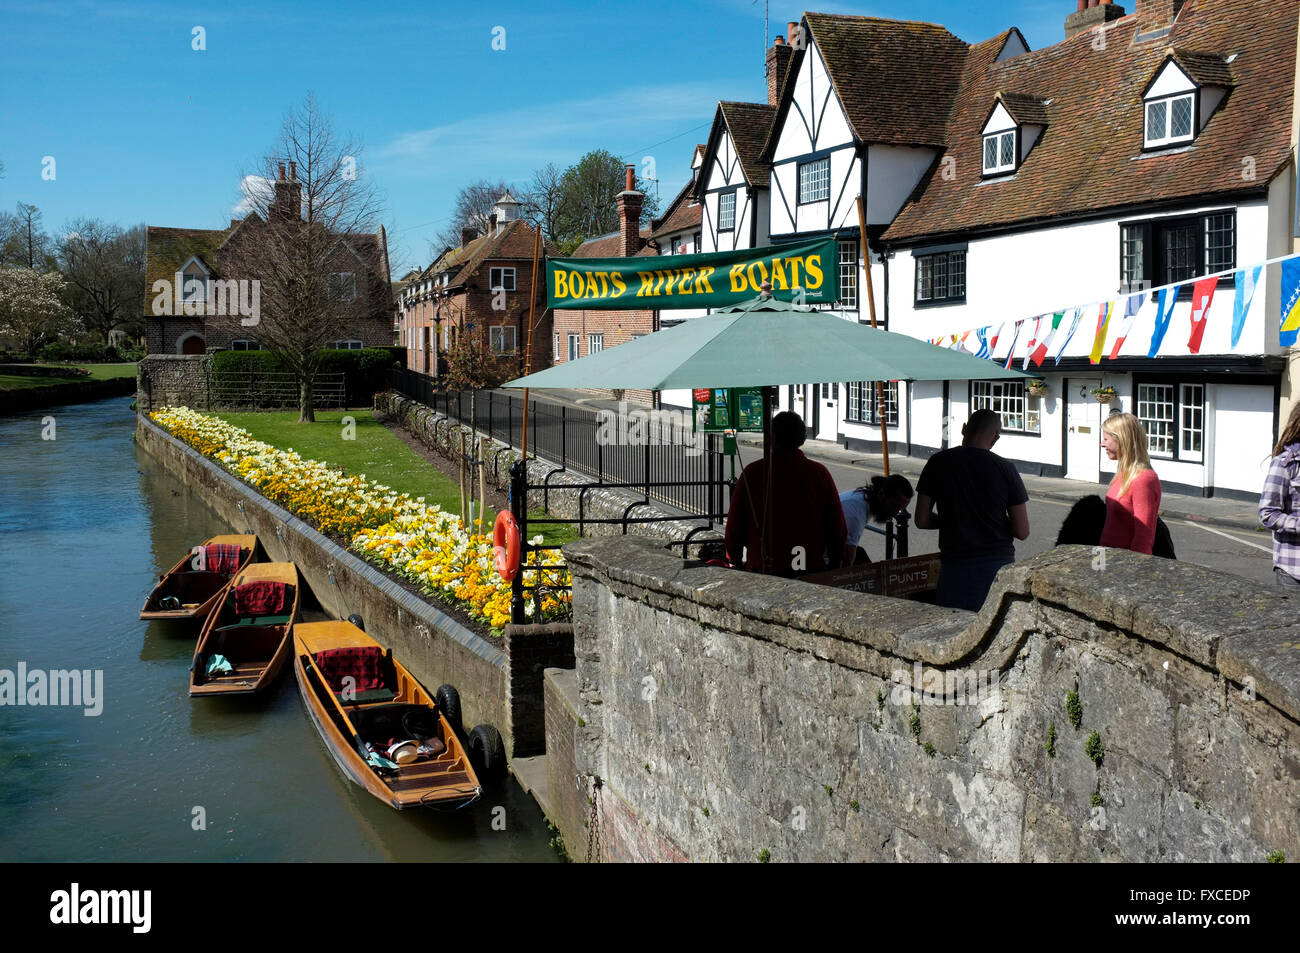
[{"x1": 232, "y1": 174, "x2": 273, "y2": 216}]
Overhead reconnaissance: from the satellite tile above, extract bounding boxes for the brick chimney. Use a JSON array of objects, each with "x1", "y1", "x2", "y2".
[
  {"x1": 766, "y1": 25, "x2": 795, "y2": 106},
  {"x1": 1135, "y1": 0, "x2": 1186, "y2": 38},
  {"x1": 268, "y1": 160, "x2": 302, "y2": 223},
  {"x1": 1065, "y1": 0, "x2": 1127, "y2": 40},
  {"x1": 460, "y1": 226, "x2": 478, "y2": 247},
  {"x1": 616, "y1": 164, "x2": 644, "y2": 258}
]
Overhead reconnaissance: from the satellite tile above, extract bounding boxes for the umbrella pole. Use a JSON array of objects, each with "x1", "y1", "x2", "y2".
[
  {"x1": 521, "y1": 226, "x2": 542, "y2": 461},
  {"x1": 762, "y1": 385, "x2": 775, "y2": 460},
  {"x1": 856, "y1": 197, "x2": 889, "y2": 476}
]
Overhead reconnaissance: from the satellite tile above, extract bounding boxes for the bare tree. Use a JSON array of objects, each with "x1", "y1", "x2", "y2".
[
  {"x1": 221, "y1": 94, "x2": 385, "y2": 422},
  {"x1": 58, "y1": 219, "x2": 145, "y2": 342},
  {"x1": 432, "y1": 179, "x2": 510, "y2": 255},
  {"x1": 520, "y1": 163, "x2": 566, "y2": 245},
  {"x1": 1, "y1": 203, "x2": 56, "y2": 271}
]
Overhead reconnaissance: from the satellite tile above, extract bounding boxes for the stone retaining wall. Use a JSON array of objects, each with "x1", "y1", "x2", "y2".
[
  {"x1": 564, "y1": 535, "x2": 1300, "y2": 863},
  {"x1": 137, "y1": 354, "x2": 209, "y2": 414}
]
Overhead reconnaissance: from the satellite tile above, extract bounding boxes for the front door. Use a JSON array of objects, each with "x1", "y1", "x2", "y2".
[
  {"x1": 1065, "y1": 377, "x2": 1103, "y2": 483},
  {"x1": 819, "y1": 383, "x2": 840, "y2": 442}
]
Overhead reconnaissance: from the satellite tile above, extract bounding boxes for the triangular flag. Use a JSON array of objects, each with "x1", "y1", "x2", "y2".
[
  {"x1": 1031, "y1": 311, "x2": 1065, "y2": 367},
  {"x1": 1282, "y1": 259, "x2": 1300, "y2": 347},
  {"x1": 1231, "y1": 266, "x2": 1262, "y2": 349},
  {"x1": 974, "y1": 326, "x2": 991, "y2": 359},
  {"x1": 1089, "y1": 302, "x2": 1114, "y2": 364},
  {"x1": 952, "y1": 330, "x2": 971, "y2": 353},
  {"x1": 988, "y1": 322, "x2": 1004, "y2": 357},
  {"x1": 1003, "y1": 320, "x2": 1024, "y2": 370},
  {"x1": 1022, "y1": 316, "x2": 1044, "y2": 371},
  {"x1": 1187, "y1": 277, "x2": 1218, "y2": 354},
  {"x1": 1053, "y1": 308, "x2": 1085, "y2": 364},
  {"x1": 1108, "y1": 293, "x2": 1147, "y2": 360},
  {"x1": 1147, "y1": 287, "x2": 1180, "y2": 357}
]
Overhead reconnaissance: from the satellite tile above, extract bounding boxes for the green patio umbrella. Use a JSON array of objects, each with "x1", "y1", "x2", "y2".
[{"x1": 504, "y1": 294, "x2": 1029, "y2": 391}]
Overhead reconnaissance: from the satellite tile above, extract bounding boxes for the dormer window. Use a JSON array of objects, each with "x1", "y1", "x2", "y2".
[
  {"x1": 1142, "y1": 52, "x2": 1232, "y2": 151},
  {"x1": 983, "y1": 130, "x2": 1017, "y2": 175},
  {"x1": 1145, "y1": 92, "x2": 1195, "y2": 148}
]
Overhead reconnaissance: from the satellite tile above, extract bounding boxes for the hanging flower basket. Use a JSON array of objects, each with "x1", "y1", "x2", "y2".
[
  {"x1": 1092, "y1": 387, "x2": 1117, "y2": 404},
  {"x1": 1027, "y1": 379, "x2": 1049, "y2": 397}
]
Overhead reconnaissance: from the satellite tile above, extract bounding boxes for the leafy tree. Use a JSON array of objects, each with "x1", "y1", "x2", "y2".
[
  {"x1": 551, "y1": 150, "x2": 659, "y2": 250},
  {"x1": 0, "y1": 266, "x2": 78, "y2": 358},
  {"x1": 58, "y1": 220, "x2": 145, "y2": 342},
  {"x1": 220, "y1": 93, "x2": 386, "y2": 422}
]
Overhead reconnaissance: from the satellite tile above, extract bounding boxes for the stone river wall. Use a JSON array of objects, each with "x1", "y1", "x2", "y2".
[{"x1": 563, "y1": 536, "x2": 1300, "y2": 863}]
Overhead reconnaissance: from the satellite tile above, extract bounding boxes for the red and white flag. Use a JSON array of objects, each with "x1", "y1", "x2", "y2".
[
  {"x1": 1187, "y1": 277, "x2": 1219, "y2": 353},
  {"x1": 1022, "y1": 316, "x2": 1045, "y2": 370},
  {"x1": 1108, "y1": 292, "x2": 1148, "y2": 360}
]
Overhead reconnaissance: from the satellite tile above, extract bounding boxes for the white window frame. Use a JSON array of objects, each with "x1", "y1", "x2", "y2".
[
  {"x1": 798, "y1": 157, "x2": 830, "y2": 204},
  {"x1": 489, "y1": 326, "x2": 517, "y2": 354},
  {"x1": 489, "y1": 266, "x2": 516, "y2": 291},
  {"x1": 554, "y1": 333, "x2": 560, "y2": 359},
  {"x1": 846, "y1": 381, "x2": 898, "y2": 426},
  {"x1": 1144, "y1": 92, "x2": 1195, "y2": 148},
  {"x1": 972, "y1": 380, "x2": 1040, "y2": 435},
  {"x1": 588, "y1": 333, "x2": 604, "y2": 354},
  {"x1": 328, "y1": 272, "x2": 357, "y2": 302},
  {"x1": 838, "y1": 240, "x2": 858, "y2": 310},
  {"x1": 1136, "y1": 383, "x2": 1177, "y2": 458},
  {"x1": 982, "y1": 129, "x2": 1017, "y2": 175},
  {"x1": 567, "y1": 333, "x2": 579, "y2": 362},
  {"x1": 1180, "y1": 383, "x2": 1204, "y2": 463},
  {"x1": 717, "y1": 191, "x2": 736, "y2": 232}
]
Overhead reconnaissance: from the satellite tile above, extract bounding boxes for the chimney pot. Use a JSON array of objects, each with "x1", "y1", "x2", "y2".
[
  {"x1": 774, "y1": 35, "x2": 785, "y2": 46},
  {"x1": 1065, "y1": 0, "x2": 1126, "y2": 39},
  {"x1": 787, "y1": 20, "x2": 799, "y2": 44},
  {"x1": 278, "y1": 162, "x2": 286, "y2": 181},
  {"x1": 624, "y1": 164, "x2": 636, "y2": 192},
  {"x1": 288, "y1": 160, "x2": 297, "y2": 181}
]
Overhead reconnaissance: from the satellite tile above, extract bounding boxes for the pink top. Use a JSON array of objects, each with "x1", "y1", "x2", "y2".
[{"x1": 1099, "y1": 468, "x2": 1162, "y2": 554}]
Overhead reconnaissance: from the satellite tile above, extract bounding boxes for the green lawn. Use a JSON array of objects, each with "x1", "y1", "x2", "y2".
[
  {"x1": 0, "y1": 373, "x2": 84, "y2": 390},
  {"x1": 212, "y1": 409, "x2": 579, "y2": 546},
  {"x1": 72, "y1": 363, "x2": 138, "y2": 380}
]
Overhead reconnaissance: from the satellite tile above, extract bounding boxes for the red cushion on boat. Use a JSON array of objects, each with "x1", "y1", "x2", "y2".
[
  {"x1": 234, "y1": 581, "x2": 288, "y2": 617},
  {"x1": 314, "y1": 646, "x2": 389, "y2": 694}
]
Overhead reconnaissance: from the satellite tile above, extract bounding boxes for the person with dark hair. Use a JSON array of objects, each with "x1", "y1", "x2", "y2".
[
  {"x1": 913, "y1": 409, "x2": 1030, "y2": 611},
  {"x1": 840, "y1": 473, "x2": 914, "y2": 565},
  {"x1": 725, "y1": 411, "x2": 847, "y2": 577},
  {"x1": 1259, "y1": 402, "x2": 1300, "y2": 588}
]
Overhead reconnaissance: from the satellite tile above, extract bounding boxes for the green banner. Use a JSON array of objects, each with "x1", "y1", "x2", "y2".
[{"x1": 547, "y1": 236, "x2": 839, "y2": 311}]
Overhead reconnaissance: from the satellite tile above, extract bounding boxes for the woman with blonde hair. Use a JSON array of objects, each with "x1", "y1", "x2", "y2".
[
  {"x1": 1259, "y1": 403, "x2": 1300, "y2": 588},
  {"x1": 1099, "y1": 411, "x2": 1162, "y2": 554}
]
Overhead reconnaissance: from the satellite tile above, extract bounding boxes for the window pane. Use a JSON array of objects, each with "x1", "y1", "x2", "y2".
[
  {"x1": 972, "y1": 380, "x2": 1027, "y2": 433},
  {"x1": 1205, "y1": 212, "x2": 1236, "y2": 274},
  {"x1": 799, "y1": 158, "x2": 830, "y2": 203},
  {"x1": 838, "y1": 240, "x2": 858, "y2": 309},
  {"x1": 984, "y1": 137, "x2": 997, "y2": 171},
  {"x1": 1170, "y1": 96, "x2": 1193, "y2": 138},
  {"x1": 999, "y1": 132, "x2": 1015, "y2": 167},
  {"x1": 933, "y1": 254, "x2": 948, "y2": 300},
  {"x1": 1146, "y1": 100, "x2": 1167, "y2": 142},
  {"x1": 1181, "y1": 384, "x2": 1204, "y2": 456},
  {"x1": 1121, "y1": 224, "x2": 1146, "y2": 289},
  {"x1": 916, "y1": 257, "x2": 933, "y2": 301},
  {"x1": 1137, "y1": 384, "x2": 1175, "y2": 456},
  {"x1": 718, "y1": 192, "x2": 735, "y2": 230},
  {"x1": 947, "y1": 251, "x2": 966, "y2": 299},
  {"x1": 1162, "y1": 223, "x2": 1198, "y2": 284}
]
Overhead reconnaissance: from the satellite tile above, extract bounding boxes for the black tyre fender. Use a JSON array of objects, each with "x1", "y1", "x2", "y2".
[
  {"x1": 435, "y1": 684, "x2": 461, "y2": 733},
  {"x1": 468, "y1": 723, "x2": 505, "y2": 781},
  {"x1": 346, "y1": 613, "x2": 365, "y2": 631}
]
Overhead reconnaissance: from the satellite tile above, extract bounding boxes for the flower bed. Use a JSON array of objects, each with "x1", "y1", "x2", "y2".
[{"x1": 150, "y1": 406, "x2": 569, "y2": 634}]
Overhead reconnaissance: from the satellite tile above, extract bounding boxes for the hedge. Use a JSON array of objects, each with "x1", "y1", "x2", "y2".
[{"x1": 210, "y1": 347, "x2": 399, "y2": 405}]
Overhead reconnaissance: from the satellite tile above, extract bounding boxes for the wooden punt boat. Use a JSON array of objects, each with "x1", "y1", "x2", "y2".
[
  {"x1": 140, "y1": 534, "x2": 257, "y2": 621},
  {"x1": 292, "y1": 620, "x2": 482, "y2": 810},
  {"x1": 189, "y1": 562, "x2": 299, "y2": 697}
]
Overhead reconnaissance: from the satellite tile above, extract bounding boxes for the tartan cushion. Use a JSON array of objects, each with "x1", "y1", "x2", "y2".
[{"x1": 314, "y1": 646, "x2": 389, "y2": 695}]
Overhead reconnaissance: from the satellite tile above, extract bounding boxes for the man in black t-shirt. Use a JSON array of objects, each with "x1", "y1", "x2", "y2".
[{"x1": 914, "y1": 409, "x2": 1030, "y2": 611}]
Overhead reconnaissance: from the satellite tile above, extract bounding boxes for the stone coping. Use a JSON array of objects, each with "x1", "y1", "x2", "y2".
[
  {"x1": 563, "y1": 535, "x2": 1300, "y2": 724},
  {"x1": 137, "y1": 412, "x2": 503, "y2": 667}
]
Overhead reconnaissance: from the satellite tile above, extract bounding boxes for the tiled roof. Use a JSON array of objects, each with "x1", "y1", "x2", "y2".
[
  {"x1": 802, "y1": 13, "x2": 969, "y2": 148},
  {"x1": 883, "y1": 0, "x2": 1294, "y2": 244},
  {"x1": 426, "y1": 219, "x2": 553, "y2": 287},
  {"x1": 648, "y1": 179, "x2": 703, "y2": 240},
  {"x1": 145, "y1": 225, "x2": 229, "y2": 290},
  {"x1": 718, "y1": 102, "x2": 777, "y2": 187},
  {"x1": 996, "y1": 92, "x2": 1050, "y2": 126},
  {"x1": 1167, "y1": 48, "x2": 1236, "y2": 87},
  {"x1": 571, "y1": 227, "x2": 651, "y2": 259}
]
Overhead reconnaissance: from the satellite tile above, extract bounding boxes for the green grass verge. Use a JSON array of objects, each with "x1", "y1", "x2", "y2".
[
  {"x1": 211, "y1": 409, "x2": 579, "y2": 546},
  {"x1": 0, "y1": 373, "x2": 85, "y2": 390}
]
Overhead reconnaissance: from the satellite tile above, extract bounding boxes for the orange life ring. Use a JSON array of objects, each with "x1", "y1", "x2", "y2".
[{"x1": 493, "y1": 511, "x2": 522, "y2": 582}]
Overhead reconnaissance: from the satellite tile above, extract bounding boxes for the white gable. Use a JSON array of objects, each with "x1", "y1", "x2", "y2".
[
  {"x1": 982, "y1": 103, "x2": 1017, "y2": 136},
  {"x1": 1146, "y1": 59, "x2": 1196, "y2": 99},
  {"x1": 772, "y1": 38, "x2": 854, "y2": 162}
]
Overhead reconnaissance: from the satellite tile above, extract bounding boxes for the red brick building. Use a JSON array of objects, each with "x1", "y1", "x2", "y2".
[
  {"x1": 396, "y1": 192, "x2": 553, "y2": 384},
  {"x1": 144, "y1": 162, "x2": 393, "y2": 354}
]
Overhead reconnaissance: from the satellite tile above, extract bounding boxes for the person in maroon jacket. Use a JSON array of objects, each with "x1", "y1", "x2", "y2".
[{"x1": 725, "y1": 411, "x2": 847, "y2": 577}]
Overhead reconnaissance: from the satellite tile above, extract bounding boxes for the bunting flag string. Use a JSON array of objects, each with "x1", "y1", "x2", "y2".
[
  {"x1": 1108, "y1": 293, "x2": 1147, "y2": 360},
  {"x1": 1054, "y1": 308, "x2": 1085, "y2": 365},
  {"x1": 1088, "y1": 301, "x2": 1114, "y2": 364},
  {"x1": 1030, "y1": 311, "x2": 1065, "y2": 367},
  {"x1": 1002, "y1": 320, "x2": 1024, "y2": 370},
  {"x1": 1022, "y1": 315, "x2": 1044, "y2": 371},
  {"x1": 1231, "y1": 266, "x2": 1262, "y2": 349},
  {"x1": 1187, "y1": 277, "x2": 1219, "y2": 354}
]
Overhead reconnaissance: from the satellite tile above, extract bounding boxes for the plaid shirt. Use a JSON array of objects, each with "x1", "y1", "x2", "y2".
[{"x1": 1259, "y1": 443, "x2": 1300, "y2": 579}]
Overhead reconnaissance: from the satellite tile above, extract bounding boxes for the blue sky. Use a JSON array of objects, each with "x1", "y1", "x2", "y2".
[{"x1": 0, "y1": 0, "x2": 1068, "y2": 274}]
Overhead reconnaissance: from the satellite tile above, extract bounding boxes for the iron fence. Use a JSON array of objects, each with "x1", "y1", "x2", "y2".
[{"x1": 209, "y1": 371, "x2": 346, "y2": 410}]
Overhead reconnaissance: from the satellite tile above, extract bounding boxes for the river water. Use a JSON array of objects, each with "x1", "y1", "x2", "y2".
[{"x1": 0, "y1": 397, "x2": 558, "y2": 862}]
